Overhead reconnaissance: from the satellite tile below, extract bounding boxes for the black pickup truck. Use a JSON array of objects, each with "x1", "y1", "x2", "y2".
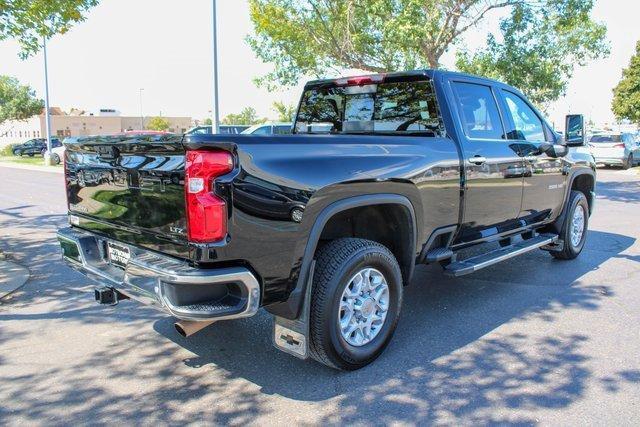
[{"x1": 57, "y1": 70, "x2": 595, "y2": 370}]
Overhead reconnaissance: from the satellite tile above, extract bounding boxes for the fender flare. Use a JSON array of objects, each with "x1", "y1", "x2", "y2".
[{"x1": 266, "y1": 193, "x2": 417, "y2": 320}]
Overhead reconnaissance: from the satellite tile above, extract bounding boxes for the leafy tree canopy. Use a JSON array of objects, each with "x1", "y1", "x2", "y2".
[
  {"x1": 612, "y1": 41, "x2": 640, "y2": 125},
  {"x1": 272, "y1": 101, "x2": 296, "y2": 122},
  {"x1": 457, "y1": 0, "x2": 609, "y2": 107},
  {"x1": 248, "y1": 0, "x2": 607, "y2": 106},
  {"x1": 145, "y1": 116, "x2": 170, "y2": 131},
  {"x1": 222, "y1": 107, "x2": 266, "y2": 125},
  {"x1": 0, "y1": 75, "x2": 44, "y2": 127},
  {"x1": 1, "y1": 0, "x2": 99, "y2": 58}
]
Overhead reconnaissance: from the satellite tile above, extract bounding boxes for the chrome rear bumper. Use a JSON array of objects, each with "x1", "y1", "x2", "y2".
[{"x1": 57, "y1": 227, "x2": 260, "y2": 321}]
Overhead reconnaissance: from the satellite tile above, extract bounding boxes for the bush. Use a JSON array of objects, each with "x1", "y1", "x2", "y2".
[{"x1": 0, "y1": 144, "x2": 16, "y2": 156}]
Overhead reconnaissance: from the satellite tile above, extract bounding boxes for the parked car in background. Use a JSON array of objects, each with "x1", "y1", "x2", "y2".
[
  {"x1": 588, "y1": 133, "x2": 640, "y2": 169},
  {"x1": 12, "y1": 138, "x2": 61, "y2": 156},
  {"x1": 241, "y1": 122, "x2": 292, "y2": 135},
  {"x1": 185, "y1": 125, "x2": 250, "y2": 135},
  {"x1": 47, "y1": 145, "x2": 66, "y2": 165}
]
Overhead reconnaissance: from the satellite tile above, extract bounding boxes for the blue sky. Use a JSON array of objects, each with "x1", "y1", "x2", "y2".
[{"x1": 0, "y1": 0, "x2": 637, "y2": 127}]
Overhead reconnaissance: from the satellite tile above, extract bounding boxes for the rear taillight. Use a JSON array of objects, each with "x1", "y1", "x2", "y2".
[
  {"x1": 184, "y1": 150, "x2": 233, "y2": 243},
  {"x1": 613, "y1": 143, "x2": 625, "y2": 148}
]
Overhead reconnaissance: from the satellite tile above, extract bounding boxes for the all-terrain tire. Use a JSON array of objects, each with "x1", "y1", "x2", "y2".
[
  {"x1": 551, "y1": 190, "x2": 589, "y2": 260},
  {"x1": 309, "y1": 238, "x2": 403, "y2": 370}
]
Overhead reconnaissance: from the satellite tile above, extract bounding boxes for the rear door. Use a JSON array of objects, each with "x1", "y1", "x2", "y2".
[
  {"x1": 499, "y1": 90, "x2": 566, "y2": 224},
  {"x1": 449, "y1": 79, "x2": 524, "y2": 243}
]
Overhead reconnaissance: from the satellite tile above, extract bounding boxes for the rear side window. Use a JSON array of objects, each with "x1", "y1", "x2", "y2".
[
  {"x1": 274, "y1": 125, "x2": 291, "y2": 135},
  {"x1": 451, "y1": 82, "x2": 504, "y2": 140},
  {"x1": 294, "y1": 80, "x2": 444, "y2": 136},
  {"x1": 590, "y1": 135, "x2": 622, "y2": 143},
  {"x1": 501, "y1": 91, "x2": 545, "y2": 142}
]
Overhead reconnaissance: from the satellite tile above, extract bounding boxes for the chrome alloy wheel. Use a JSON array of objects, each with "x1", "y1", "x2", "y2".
[
  {"x1": 570, "y1": 204, "x2": 586, "y2": 247},
  {"x1": 338, "y1": 268, "x2": 390, "y2": 347}
]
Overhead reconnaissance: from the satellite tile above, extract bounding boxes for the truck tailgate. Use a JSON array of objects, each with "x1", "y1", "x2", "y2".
[{"x1": 64, "y1": 134, "x2": 189, "y2": 256}]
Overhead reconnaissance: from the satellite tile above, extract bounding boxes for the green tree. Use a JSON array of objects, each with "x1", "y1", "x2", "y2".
[
  {"x1": 457, "y1": 0, "x2": 609, "y2": 107},
  {"x1": 248, "y1": 0, "x2": 607, "y2": 105},
  {"x1": 222, "y1": 107, "x2": 265, "y2": 125},
  {"x1": 612, "y1": 41, "x2": 640, "y2": 125},
  {"x1": 146, "y1": 116, "x2": 170, "y2": 131},
  {"x1": 203, "y1": 118, "x2": 213, "y2": 125},
  {"x1": 272, "y1": 101, "x2": 296, "y2": 122},
  {"x1": 0, "y1": 76, "x2": 44, "y2": 132},
  {"x1": 1, "y1": 0, "x2": 99, "y2": 58}
]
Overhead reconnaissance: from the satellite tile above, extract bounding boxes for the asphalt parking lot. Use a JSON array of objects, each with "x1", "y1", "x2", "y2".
[{"x1": 0, "y1": 165, "x2": 639, "y2": 425}]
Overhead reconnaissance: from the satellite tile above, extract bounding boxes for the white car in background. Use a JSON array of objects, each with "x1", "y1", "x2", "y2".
[
  {"x1": 588, "y1": 133, "x2": 640, "y2": 169},
  {"x1": 45, "y1": 144, "x2": 66, "y2": 165}
]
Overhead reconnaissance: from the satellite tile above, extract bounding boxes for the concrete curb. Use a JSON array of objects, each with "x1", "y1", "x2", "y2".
[
  {"x1": 0, "y1": 257, "x2": 30, "y2": 300},
  {"x1": 0, "y1": 162, "x2": 63, "y2": 174}
]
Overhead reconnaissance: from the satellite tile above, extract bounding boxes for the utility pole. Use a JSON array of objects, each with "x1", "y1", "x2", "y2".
[
  {"x1": 139, "y1": 88, "x2": 144, "y2": 130},
  {"x1": 211, "y1": 0, "x2": 220, "y2": 133},
  {"x1": 43, "y1": 37, "x2": 53, "y2": 166}
]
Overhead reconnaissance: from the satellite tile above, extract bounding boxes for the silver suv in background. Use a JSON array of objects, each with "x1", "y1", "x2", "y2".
[
  {"x1": 588, "y1": 133, "x2": 640, "y2": 169},
  {"x1": 185, "y1": 125, "x2": 250, "y2": 135},
  {"x1": 241, "y1": 122, "x2": 292, "y2": 135}
]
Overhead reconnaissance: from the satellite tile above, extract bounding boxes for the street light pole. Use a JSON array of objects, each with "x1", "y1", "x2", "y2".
[
  {"x1": 139, "y1": 88, "x2": 144, "y2": 130},
  {"x1": 211, "y1": 0, "x2": 220, "y2": 134},
  {"x1": 43, "y1": 37, "x2": 53, "y2": 166}
]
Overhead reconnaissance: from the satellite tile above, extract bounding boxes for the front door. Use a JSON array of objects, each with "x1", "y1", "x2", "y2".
[
  {"x1": 499, "y1": 90, "x2": 566, "y2": 224},
  {"x1": 449, "y1": 80, "x2": 524, "y2": 244}
]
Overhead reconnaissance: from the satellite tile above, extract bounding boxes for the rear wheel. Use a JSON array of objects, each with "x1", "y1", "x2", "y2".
[
  {"x1": 51, "y1": 153, "x2": 60, "y2": 165},
  {"x1": 309, "y1": 238, "x2": 403, "y2": 370},
  {"x1": 551, "y1": 191, "x2": 589, "y2": 260},
  {"x1": 623, "y1": 154, "x2": 632, "y2": 170}
]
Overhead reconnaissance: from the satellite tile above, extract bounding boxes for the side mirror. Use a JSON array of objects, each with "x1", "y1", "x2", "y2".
[
  {"x1": 565, "y1": 114, "x2": 585, "y2": 146},
  {"x1": 538, "y1": 141, "x2": 568, "y2": 158}
]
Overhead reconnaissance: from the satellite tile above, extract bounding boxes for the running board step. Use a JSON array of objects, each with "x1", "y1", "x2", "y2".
[
  {"x1": 444, "y1": 234, "x2": 559, "y2": 277},
  {"x1": 424, "y1": 247, "x2": 454, "y2": 263}
]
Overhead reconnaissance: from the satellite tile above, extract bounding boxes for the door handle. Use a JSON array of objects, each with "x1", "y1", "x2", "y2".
[{"x1": 468, "y1": 156, "x2": 486, "y2": 165}]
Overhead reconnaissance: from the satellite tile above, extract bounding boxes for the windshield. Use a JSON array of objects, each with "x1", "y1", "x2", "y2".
[
  {"x1": 294, "y1": 79, "x2": 444, "y2": 136},
  {"x1": 590, "y1": 134, "x2": 622, "y2": 143}
]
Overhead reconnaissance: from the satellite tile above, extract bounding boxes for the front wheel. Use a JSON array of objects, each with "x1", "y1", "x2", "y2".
[
  {"x1": 51, "y1": 153, "x2": 60, "y2": 165},
  {"x1": 551, "y1": 190, "x2": 589, "y2": 260},
  {"x1": 309, "y1": 238, "x2": 403, "y2": 370}
]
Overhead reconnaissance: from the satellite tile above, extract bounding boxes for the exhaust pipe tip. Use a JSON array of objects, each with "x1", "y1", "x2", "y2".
[{"x1": 174, "y1": 320, "x2": 215, "y2": 338}]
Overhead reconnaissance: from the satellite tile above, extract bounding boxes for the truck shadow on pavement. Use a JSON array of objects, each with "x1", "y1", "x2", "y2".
[
  {"x1": 151, "y1": 229, "x2": 639, "y2": 424},
  {"x1": 1, "y1": 204, "x2": 639, "y2": 424},
  {"x1": 595, "y1": 179, "x2": 640, "y2": 203}
]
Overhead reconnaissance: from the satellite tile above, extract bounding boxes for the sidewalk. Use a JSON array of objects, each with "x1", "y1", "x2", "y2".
[
  {"x1": 0, "y1": 161, "x2": 63, "y2": 174},
  {"x1": 0, "y1": 254, "x2": 30, "y2": 300}
]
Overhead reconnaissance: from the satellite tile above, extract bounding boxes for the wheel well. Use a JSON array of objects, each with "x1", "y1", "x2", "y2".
[
  {"x1": 571, "y1": 174, "x2": 595, "y2": 213},
  {"x1": 317, "y1": 204, "x2": 414, "y2": 284}
]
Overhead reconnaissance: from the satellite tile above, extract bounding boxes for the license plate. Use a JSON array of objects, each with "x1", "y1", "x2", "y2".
[{"x1": 107, "y1": 241, "x2": 130, "y2": 269}]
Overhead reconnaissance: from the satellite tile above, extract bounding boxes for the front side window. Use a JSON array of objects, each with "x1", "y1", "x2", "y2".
[
  {"x1": 502, "y1": 91, "x2": 545, "y2": 142},
  {"x1": 295, "y1": 79, "x2": 444, "y2": 136},
  {"x1": 451, "y1": 82, "x2": 505, "y2": 140}
]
